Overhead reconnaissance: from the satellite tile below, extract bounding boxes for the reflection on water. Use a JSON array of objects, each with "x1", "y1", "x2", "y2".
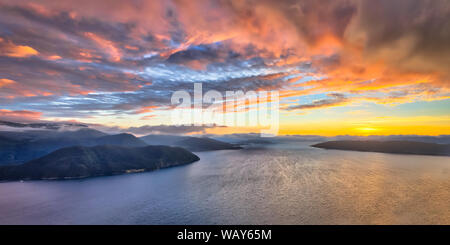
[{"x1": 0, "y1": 142, "x2": 449, "y2": 224}]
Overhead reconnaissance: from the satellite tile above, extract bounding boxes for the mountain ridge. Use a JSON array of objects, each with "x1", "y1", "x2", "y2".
[
  {"x1": 0, "y1": 145, "x2": 200, "y2": 181},
  {"x1": 0, "y1": 130, "x2": 145, "y2": 165}
]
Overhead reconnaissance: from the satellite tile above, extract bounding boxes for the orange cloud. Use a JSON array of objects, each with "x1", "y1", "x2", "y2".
[
  {"x1": 84, "y1": 32, "x2": 121, "y2": 62},
  {"x1": 46, "y1": 55, "x2": 62, "y2": 60},
  {"x1": 0, "y1": 39, "x2": 39, "y2": 58},
  {"x1": 0, "y1": 78, "x2": 15, "y2": 87},
  {"x1": 134, "y1": 105, "x2": 158, "y2": 114},
  {"x1": 140, "y1": 115, "x2": 156, "y2": 120},
  {"x1": 0, "y1": 109, "x2": 42, "y2": 121}
]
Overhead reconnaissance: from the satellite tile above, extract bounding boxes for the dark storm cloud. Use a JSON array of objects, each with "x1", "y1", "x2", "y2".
[
  {"x1": 167, "y1": 42, "x2": 242, "y2": 66},
  {"x1": 265, "y1": 0, "x2": 358, "y2": 44},
  {"x1": 354, "y1": 0, "x2": 450, "y2": 74}
]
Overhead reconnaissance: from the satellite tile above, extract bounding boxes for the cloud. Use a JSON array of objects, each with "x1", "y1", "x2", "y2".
[
  {"x1": 0, "y1": 0, "x2": 448, "y2": 121},
  {"x1": 0, "y1": 38, "x2": 38, "y2": 58},
  {"x1": 0, "y1": 109, "x2": 42, "y2": 121},
  {"x1": 286, "y1": 93, "x2": 349, "y2": 110},
  {"x1": 349, "y1": 0, "x2": 450, "y2": 74},
  {"x1": 0, "y1": 78, "x2": 14, "y2": 87},
  {"x1": 0, "y1": 119, "x2": 87, "y2": 130},
  {"x1": 102, "y1": 124, "x2": 227, "y2": 136}
]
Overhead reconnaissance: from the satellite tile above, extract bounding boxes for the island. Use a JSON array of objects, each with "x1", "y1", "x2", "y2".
[
  {"x1": 0, "y1": 145, "x2": 200, "y2": 181},
  {"x1": 311, "y1": 140, "x2": 450, "y2": 156}
]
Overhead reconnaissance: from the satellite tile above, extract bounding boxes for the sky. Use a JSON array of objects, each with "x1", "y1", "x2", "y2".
[{"x1": 0, "y1": 0, "x2": 449, "y2": 136}]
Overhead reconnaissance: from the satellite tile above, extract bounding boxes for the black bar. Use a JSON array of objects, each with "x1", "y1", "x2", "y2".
[{"x1": 0, "y1": 225, "x2": 448, "y2": 243}]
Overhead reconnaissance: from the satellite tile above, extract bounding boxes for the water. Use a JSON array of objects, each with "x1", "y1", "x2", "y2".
[{"x1": 0, "y1": 142, "x2": 449, "y2": 224}]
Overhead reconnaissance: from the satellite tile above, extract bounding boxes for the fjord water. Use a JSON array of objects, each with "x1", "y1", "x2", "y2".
[{"x1": 0, "y1": 142, "x2": 449, "y2": 224}]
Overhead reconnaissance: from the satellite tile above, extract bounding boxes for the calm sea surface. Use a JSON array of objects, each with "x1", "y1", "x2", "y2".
[{"x1": 0, "y1": 142, "x2": 449, "y2": 224}]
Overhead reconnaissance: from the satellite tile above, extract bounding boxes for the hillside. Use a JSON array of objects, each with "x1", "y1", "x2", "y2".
[
  {"x1": 0, "y1": 145, "x2": 199, "y2": 180},
  {"x1": 93, "y1": 133, "x2": 147, "y2": 147},
  {"x1": 140, "y1": 134, "x2": 189, "y2": 145},
  {"x1": 0, "y1": 130, "x2": 144, "y2": 165}
]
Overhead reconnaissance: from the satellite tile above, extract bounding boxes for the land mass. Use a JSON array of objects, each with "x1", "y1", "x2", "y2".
[
  {"x1": 140, "y1": 135, "x2": 242, "y2": 152},
  {"x1": 0, "y1": 145, "x2": 200, "y2": 181},
  {"x1": 311, "y1": 140, "x2": 450, "y2": 156},
  {"x1": 0, "y1": 130, "x2": 147, "y2": 165},
  {"x1": 0, "y1": 128, "x2": 242, "y2": 166}
]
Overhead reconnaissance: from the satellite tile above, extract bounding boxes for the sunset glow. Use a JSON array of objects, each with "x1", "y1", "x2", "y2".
[{"x1": 0, "y1": 0, "x2": 449, "y2": 136}]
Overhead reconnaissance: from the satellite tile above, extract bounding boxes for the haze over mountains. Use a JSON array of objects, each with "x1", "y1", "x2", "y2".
[
  {"x1": 140, "y1": 134, "x2": 242, "y2": 152},
  {"x1": 0, "y1": 120, "x2": 88, "y2": 131}
]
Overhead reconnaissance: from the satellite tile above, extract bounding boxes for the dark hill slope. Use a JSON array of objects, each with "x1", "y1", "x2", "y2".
[
  {"x1": 93, "y1": 133, "x2": 147, "y2": 147},
  {"x1": 0, "y1": 131, "x2": 146, "y2": 165},
  {"x1": 140, "y1": 134, "x2": 188, "y2": 145},
  {"x1": 0, "y1": 145, "x2": 199, "y2": 180}
]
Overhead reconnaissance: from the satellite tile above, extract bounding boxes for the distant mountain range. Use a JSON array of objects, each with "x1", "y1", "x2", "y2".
[
  {"x1": 94, "y1": 133, "x2": 147, "y2": 147},
  {"x1": 0, "y1": 128, "x2": 242, "y2": 167},
  {"x1": 1, "y1": 120, "x2": 449, "y2": 181},
  {"x1": 312, "y1": 140, "x2": 450, "y2": 156},
  {"x1": 0, "y1": 129, "x2": 143, "y2": 165},
  {"x1": 0, "y1": 145, "x2": 199, "y2": 180},
  {"x1": 236, "y1": 139, "x2": 274, "y2": 145},
  {"x1": 140, "y1": 134, "x2": 242, "y2": 152},
  {"x1": 211, "y1": 134, "x2": 450, "y2": 144},
  {"x1": 330, "y1": 135, "x2": 450, "y2": 144},
  {"x1": 0, "y1": 120, "x2": 88, "y2": 130}
]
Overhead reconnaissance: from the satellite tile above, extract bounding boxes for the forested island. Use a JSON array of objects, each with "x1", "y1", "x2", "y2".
[
  {"x1": 0, "y1": 145, "x2": 200, "y2": 181},
  {"x1": 312, "y1": 140, "x2": 450, "y2": 156}
]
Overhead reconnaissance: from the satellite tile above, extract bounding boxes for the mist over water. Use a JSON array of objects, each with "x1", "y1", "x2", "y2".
[{"x1": 0, "y1": 142, "x2": 449, "y2": 225}]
